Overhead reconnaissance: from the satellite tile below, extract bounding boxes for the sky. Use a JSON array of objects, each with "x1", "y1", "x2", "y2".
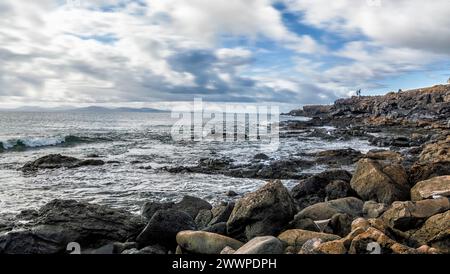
[{"x1": 0, "y1": 0, "x2": 449, "y2": 111}]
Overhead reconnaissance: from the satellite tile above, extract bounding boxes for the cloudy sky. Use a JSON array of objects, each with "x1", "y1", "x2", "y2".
[{"x1": 1, "y1": 0, "x2": 449, "y2": 110}]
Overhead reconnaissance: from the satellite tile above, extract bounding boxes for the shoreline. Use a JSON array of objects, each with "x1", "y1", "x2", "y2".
[{"x1": 0, "y1": 84, "x2": 449, "y2": 254}]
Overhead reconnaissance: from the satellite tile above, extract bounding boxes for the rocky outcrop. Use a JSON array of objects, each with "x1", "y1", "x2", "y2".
[
  {"x1": 21, "y1": 154, "x2": 104, "y2": 172},
  {"x1": 0, "y1": 200, "x2": 145, "y2": 254},
  {"x1": 350, "y1": 158, "x2": 410, "y2": 204},
  {"x1": 227, "y1": 181, "x2": 296, "y2": 241}
]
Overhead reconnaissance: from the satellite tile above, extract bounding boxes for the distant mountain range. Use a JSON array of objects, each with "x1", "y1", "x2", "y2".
[{"x1": 0, "y1": 106, "x2": 168, "y2": 113}]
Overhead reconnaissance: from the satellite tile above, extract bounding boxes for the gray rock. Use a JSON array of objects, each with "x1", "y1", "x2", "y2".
[
  {"x1": 176, "y1": 230, "x2": 243, "y2": 254},
  {"x1": 227, "y1": 181, "x2": 296, "y2": 241},
  {"x1": 195, "y1": 209, "x2": 213, "y2": 228},
  {"x1": 136, "y1": 209, "x2": 196, "y2": 249},
  {"x1": 234, "y1": 236, "x2": 284, "y2": 254},
  {"x1": 21, "y1": 154, "x2": 104, "y2": 172}
]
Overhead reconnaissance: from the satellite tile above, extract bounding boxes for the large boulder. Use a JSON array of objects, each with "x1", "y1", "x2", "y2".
[
  {"x1": 278, "y1": 229, "x2": 340, "y2": 252},
  {"x1": 0, "y1": 199, "x2": 145, "y2": 254},
  {"x1": 350, "y1": 158, "x2": 410, "y2": 204},
  {"x1": 381, "y1": 198, "x2": 450, "y2": 231},
  {"x1": 293, "y1": 197, "x2": 364, "y2": 221},
  {"x1": 21, "y1": 154, "x2": 104, "y2": 172},
  {"x1": 227, "y1": 181, "x2": 296, "y2": 241},
  {"x1": 176, "y1": 231, "x2": 243, "y2": 254},
  {"x1": 291, "y1": 170, "x2": 353, "y2": 209},
  {"x1": 234, "y1": 236, "x2": 284, "y2": 254},
  {"x1": 136, "y1": 209, "x2": 196, "y2": 249},
  {"x1": 410, "y1": 210, "x2": 450, "y2": 253},
  {"x1": 410, "y1": 176, "x2": 450, "y2": 201},
  {"x1": 409, "y1": 137, "x2": 450, "y2": 183}
]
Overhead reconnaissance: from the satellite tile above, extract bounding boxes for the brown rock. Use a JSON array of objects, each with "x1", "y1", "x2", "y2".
[
  {"x1": 278, "y1": 229, "x2": 340, "y2": 252},
  {"x1": 411, "y1": 176, "x2": 450, "y2": 201},
  {"x1": 410, "y1": 210, "x2": 450, "y2": 253}
]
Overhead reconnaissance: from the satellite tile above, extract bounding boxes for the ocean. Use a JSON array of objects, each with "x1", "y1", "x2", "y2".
[{"x1": 0, "y1": 111, "x2": 377, "y2": 216}]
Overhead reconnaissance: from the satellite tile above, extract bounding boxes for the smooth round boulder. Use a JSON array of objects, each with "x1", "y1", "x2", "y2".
[{"x1": 176, "y1": 230, "x2": 243, "y2": 254}]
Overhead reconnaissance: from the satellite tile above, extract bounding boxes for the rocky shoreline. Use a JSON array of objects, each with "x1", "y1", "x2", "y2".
[{"x1": 0, "y1": 84, "x2": 449, "y2": 254}]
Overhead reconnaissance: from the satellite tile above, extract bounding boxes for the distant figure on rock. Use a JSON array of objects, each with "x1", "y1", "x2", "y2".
[
  {"x1": 398, "y1": 89, "x2": 403, "y2": 93},
  {"x1": 447, "y1": 77, "x2": 450, "y2": 84},
  {"x1": 356, "y1": 89, "x2": 361, "y2": 97}
]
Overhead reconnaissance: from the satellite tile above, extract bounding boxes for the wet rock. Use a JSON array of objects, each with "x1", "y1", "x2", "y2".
[
  {"x1": 410, "y1": 210, "x2": 450, "y2": 253},
  {"x1": 294, "y1": 197, "x2": 364, "y2": 221},
  {"x1": 365, "y1": 150, "x2": 403, "y2": 163},
  {"x1": 350, "y1": 158, "x2": 410, "y2": 204},
  {"x1": 226, "y1": 190, "x2": 238, "y2": 197},
  {"x1": 176, "y1": 230, "x2": 243, "y2": 254},
  {"x1": 363, "y1": 201, "x2": 388, "y2": 218},
  {"x1": 174, "y1": 196, "x2": 213, "y2": 219},
  {"x1": 291, "y1": 170, "x2": 353, "y2": 209},
  {"x1": 21, "y1": 154, "x2": 104, "y2": 172},
  {"x1": 381, "y1": 198, "x2": 450, "y2": 231},
  {"x1": 312, "y1": 148, "x2": 363, "y2": 166},
  {"x1": 234, "y1": 236, "x2": 284, "y2": 254},
  {"x1": 410, "y1": 176, "x2": 450, "y2": 201},
  {"x1": 278, "y1": 229, "x2": 340, "y2": 252},
  {"x1": 136, "y1": 209, "x2": 196, "y2": 249},
  {"x1": 253, "y1": 153, "x2": 269, "y2": 160},
  {"x1": 0, "y1": 199, "x2": 145, "y2": 254},
  {"x1": 227, "y1": 181, "x2": 296, "y2": 241}
]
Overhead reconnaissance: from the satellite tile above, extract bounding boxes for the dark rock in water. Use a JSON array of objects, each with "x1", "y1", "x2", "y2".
[
  {"x1": 141, "y1": 195, "x2": 212, "y2": 220},
  {"x1": 227, "y1": 181, "x2": 296, "y2": 241},
  {"x1": 350, "y1": 158, "x2": 410, "y2": 204},
  {"x1": 136, "y1": 209, "x2": 196, "y2": 249},
  {"x1": 174, "y1": 196, "x2": 212, "y2": 219},
  {"x1": 202, "y1": 222, "x2": 227, "y2": 235},
  {"x1": 0, "y1": 199, "x2": 145, "y2": 254},
  {"x1": 86, "y1": 154, "x2": 100, "y2": 158},
  {"x1": 0, "y1": 142, "x2": 4, "y2": 153},
  {"x1": 226, "y1": 190, "x2": 238, "y2": 197},
  {"x1": 311, "y1": 148, "x2": 363, "y2": 167},
  {"x1": 294, "y1": 197, "x2": 364, "y2": 221},
  {"x1": 16, "y1": 209, "x2": 39, "y2": 221},
  {"x1": 21, "y1": 154, "x2": 104, "y2": 172},
  {"x1": 381, "y1": 198, "x2": 449, "y2": 231},
  {"x1": 291, "y1": 170, "x2": 353, "y2": 209},
  {"x1": 253, "y1": 153, "x2": 269, "y2": 160}
]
